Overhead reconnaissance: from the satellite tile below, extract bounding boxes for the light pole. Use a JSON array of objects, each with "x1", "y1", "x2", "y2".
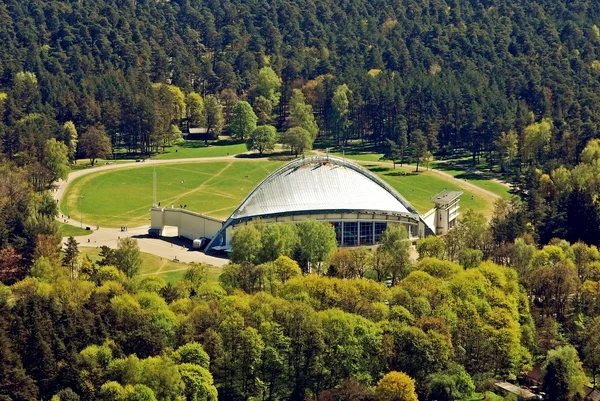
[{"x1": 79, "y1": 196, "x2": 85, "y2": 228}]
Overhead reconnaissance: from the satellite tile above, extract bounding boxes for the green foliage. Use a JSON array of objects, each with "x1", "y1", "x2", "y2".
[
  {"x1": 79, "y1": 126, "x2": 112, "y2": 166},
  {"x1": 186, "y1": 93, "x2": 205, "y2": 128},
  {"x1": 542, "y1": 345, "x2": 586, "y2": 401},
  {"x1": 289, "y1": 89, "x2": 318, "y2": 140},
  {"x1": 204, "y1": 96, "x2": 223, "y2": 139},
  {"x1": 230, "y1": 225, "x2": 262, "y2": 264},
  {"x1": 246, "y1": 125, "x2": 276, "y2": 155},
  {"x1": 229, "y1": 101, "x2": 258, "y2": 141},
  {"x1": 378, "y1": 224, "x2": 412, "y2": 284},
  {"x1": 375, "y1": 371, "x2": 418, "y2": 401},
  {"x1": 297, "y1": 219, "x2": 337, "y2": 273},
  {"x1": 175, "y1": 343, "x2": 210, "y2": 369},
  {"x1": 417, "y1": 236, "x2": 446, "y2": 260},
  {"x1": 116, "y1": 238, "x2": 142, "y2": 278},
  {"x1": 282, "y1": 126, "x2": 312, "y2": 156},
  {"x1": 254, "y1": 67, "x2": 282, "y2": 106}
]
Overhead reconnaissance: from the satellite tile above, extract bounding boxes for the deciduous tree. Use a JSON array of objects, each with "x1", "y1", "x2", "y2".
[
  {"x1": 375, "y1": 371, "x2": 418, "y2": 401},
  {"x1": 79, "y1": 126, "x2": 112, "y2": 166},
  {"x1": 247, "y1": 125, "x2": 276, "y2": 155},
  {"x1": 230, "y1": 101, "x2": 258, "y2": 141}
]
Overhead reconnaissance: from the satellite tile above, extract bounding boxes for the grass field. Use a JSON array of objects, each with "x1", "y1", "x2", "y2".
[
  {"x1": 154, "y1": 142, "x2": 248, "y2": 160},
  {"x1": 366, "y1": 165, "x2": 492, "y2": 215},
  {"x1": 61, "y1": 161, "x2": 285, "y2": 228},
  {"x1": 80, "y1": 247, "x2": 221, "y2": 284},
  {"x1": 58, "y1": 223, "x2": 93, "y2": 237}
]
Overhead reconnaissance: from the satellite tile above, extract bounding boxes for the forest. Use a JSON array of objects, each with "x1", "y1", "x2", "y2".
[{"x1": 3, "y1": 0, "x2": 600, "y2": 400}]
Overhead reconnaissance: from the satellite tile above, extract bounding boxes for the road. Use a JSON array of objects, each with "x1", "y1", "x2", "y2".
[{"x1": 54, "y1": 152, "x2": 505, "y2": 267}]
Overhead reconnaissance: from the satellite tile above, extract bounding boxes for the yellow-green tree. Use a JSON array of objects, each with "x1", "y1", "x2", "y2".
[{"x1": 375, "y1": 371, "x2": 418, "y2": 401}]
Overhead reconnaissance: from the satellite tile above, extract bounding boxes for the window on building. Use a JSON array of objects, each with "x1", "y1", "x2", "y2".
[
  {"x1": 374, "y1": 222, "x2": 387, "y2": 243},
  {"x1": 343, "y1": 222, "x2": 358, "y2": 246},
  {"x1": 359, "y1": 222, "x2": 374, "y2": 245}
]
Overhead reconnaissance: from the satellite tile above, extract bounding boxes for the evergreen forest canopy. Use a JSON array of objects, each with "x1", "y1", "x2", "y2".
[{"x1": 2, "y1": 0, "x2": 600, "y2": 156}]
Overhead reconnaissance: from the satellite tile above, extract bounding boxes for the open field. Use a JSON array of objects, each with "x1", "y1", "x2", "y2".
[
  {"x1": 154, "y1": 142, "x2": 249, "y2": 160},
  {"x1": 80, "y1": 247, "x2": 221, "y2": 284},
  {"x1": 61, "y1": 161, "x2": 285, "y2": 228}
]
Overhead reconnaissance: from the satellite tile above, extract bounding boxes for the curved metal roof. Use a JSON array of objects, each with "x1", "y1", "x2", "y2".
[{"x1": 230, "y1": 156, "x2": 419, "y2": 221}]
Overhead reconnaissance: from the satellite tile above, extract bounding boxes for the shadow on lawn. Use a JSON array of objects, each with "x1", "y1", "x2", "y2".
[{"x1": 385, "y1": 171, "x2": 419, "y2": 177}]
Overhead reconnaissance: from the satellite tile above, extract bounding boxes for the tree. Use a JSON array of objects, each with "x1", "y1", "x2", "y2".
[
  {"x1": 413, "y1": 130, "x2": 427, "y2": 172},
  {"x1": 247, "y1": 125, "x2": 277, "y2": 155},
  {"x1": 0, "y1": 303, "x2": 38, "y2": 401},
  {"x1": 495, "y1": 131, "x2": 518, "y2": 173},
  {"x1": 542, "y1": 346, "x2": 586, "y2": 401},
  {"x1": 231, "y1": 225, "x2": 262, "y2": 264},
  {"x1": 271, "y1": 256, "x2": 301, "y2": 284},
  {"x1": 62, "y1": 121, "x2": 78, "y2": 162},
  {"x1": 375, "y1": 371, "x2": 418, "y2": 401},
  {"x1": 417, "y1": 236, "x2": 445, "y2": 259},
  {"x1": 253, "y1": 96, "x2": 273, "y2": 125},
  {"x1": 42, "y1": 138, "x2": 69, "y2": 184},
  {"x1": 63, "y1": 236, "x2": 80, "y2": 279},
  {"x1": 79, "y1": 126, "x2": 112, "y2": 166},
  {"x1": 116, "y1": 238, "x2": 142, "y2": 278},
  {"x1": 297, "y1": 219, "x2": 337, "y2": 273},
  {"x1": 254, "y1": 67, "x2": 282, "y2": 106},
  {"x1": 331, "y1": 84, "x2": 352, "y2": 145},
  {"x1": 259, "y1": 222, "x2": 299, "y2": 263},
  {"x1": 384, "y1": 139, "x2": 401, "y2": 169},
  {"x1": 230, "y1": 101, "x2": 258, "y2": 141},
  {"x1": 204, "y1": 95, "x2": 224, "y2": 140},
  {"x1": 186, "y1": 92, "x2": 205, "y2": 128},
  {"x1": 379, "y1": 225, "x2": 412, "y2": 284},
  {"x1": 522, "y1": 119, "x2": 552, "y2": 166},
  {"x1": 585, "y1": 317, "x2": 600, "y2": 388},
  {"x1": 289, "y1": 89, "x2": 318, "y2": 141},
  {"x1": 178, "y1": 364, "x2": 218, "y2": 401},
  {"x1": 282, "y1": 127, "x2": 312, "y2": 156}
]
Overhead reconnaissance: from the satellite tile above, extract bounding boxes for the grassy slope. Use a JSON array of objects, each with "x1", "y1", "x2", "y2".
[
  {"x1": 332, "y1": 151, "x2": 512, "y2": 200},
  {"x1": 61, "y1": 161, "x2": 284, "y2": 228},
  {"x1": 58, "y1": 222, "x2": 93, "y2": 237},
  {"x1": 81, "y1": 247, "x2": 221, "y2": 284},
  {"x1": 366, "y1": 165, "x2": 491, "y2": 215}
]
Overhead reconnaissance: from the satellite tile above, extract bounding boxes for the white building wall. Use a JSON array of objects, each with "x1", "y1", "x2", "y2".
[{"x1": 150, "y1": 207, "x2": 224, "y2": 240}]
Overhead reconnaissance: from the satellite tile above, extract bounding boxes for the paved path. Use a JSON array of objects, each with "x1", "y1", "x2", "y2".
[{"x1": 54, "y1": 152, "x2": 507, "y2": 267}]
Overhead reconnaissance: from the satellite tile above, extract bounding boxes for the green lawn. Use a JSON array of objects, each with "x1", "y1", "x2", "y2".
[
  {"x1": 58, "y1": 222, "x2": 93, "y2": 237},
  {"x1": 331, "y1": 151, "x2": 387, "y2": 163},
  {"x1": 154, "y1": 142, "x2": 248, "y2": 160},
  {"x1": 81, "y1": 247, "x2": 221, "y2": 284},
  {"x1": 366, "y1": 165, "x2": 493, "y2": 216},
  {"x1": 62, "y1": 161, "x2": 285, "y2": 228}
]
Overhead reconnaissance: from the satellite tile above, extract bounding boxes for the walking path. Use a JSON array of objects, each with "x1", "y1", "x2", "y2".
[{"x1": 54, "y1": 152, "x2": 506, "y2": 268}]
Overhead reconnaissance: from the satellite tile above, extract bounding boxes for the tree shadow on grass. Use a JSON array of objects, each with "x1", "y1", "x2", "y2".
[
  {"x1": 365, "y1": 166, "x2": 391, "y2": 173},
  {"x1": 385, "y1": 171, "x2": 419, "y2": 177},
  {"x1": 234, "y1": 151, "x2": 296, "y2": 161}
]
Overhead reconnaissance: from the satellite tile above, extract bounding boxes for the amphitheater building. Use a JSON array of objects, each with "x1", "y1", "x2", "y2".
[{"x1": 148, "y1": 156, "x2": 462, "y2": 253}]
